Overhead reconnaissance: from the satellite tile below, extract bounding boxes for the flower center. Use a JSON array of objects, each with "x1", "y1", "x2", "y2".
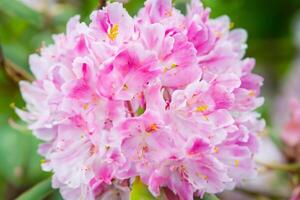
[
  {"x1": 146, "y1": 123, "x2": 158, "y2": 133},
  {"x1": 108, "y1": 24, "x2": 119, "y2": 41},
  {"x1": 196, "y1": 105, "x2": 208, "y2": 112}
]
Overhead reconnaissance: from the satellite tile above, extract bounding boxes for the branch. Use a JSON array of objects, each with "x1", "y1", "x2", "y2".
[{"x1": 0, "y1": 45, "x2": 34, "y2": 82}]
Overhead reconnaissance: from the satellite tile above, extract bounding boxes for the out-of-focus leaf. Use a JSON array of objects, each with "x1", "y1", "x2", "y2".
[
  {"x1": 0, "y1": 69, "x2": 46, "y2": 185},
  {"x1": 16, "y1": 177, "x2": 52, "y2": 200},
  {"x1": 201, "y1": 194, "x2": 220, "y2": 200},
  {"x1": 80, "y1": 0, "x2": 99, "y2": 21},
  {"x1": 48, "y1": 190, "x2": 64, "y2": 200},
  {"x1": 0, "y1": 0, "x2": 43, "y2": 28},
  {"x1": 0, "y1": 123, "x2": 45, "y2": 186},
  {"x1": 269, "y1": 128, "x2": 284, "y2": 148},
  {"x1": 24, "y1": 134, "x2": 49, "y2": 185},
  {"x1": 0, "y1": 178, "x2": 6, "y2": 200},
  {"x1": 1, "y1": 44, "x2": 29, "y2": 71},
  {"x1": 130, "y1": 177, "x2": 157, "y2": 200},
  {"x1": 53, "y1": 6, "x2": 77, "y2": 30},
  {"x1": 124, "y1": 0, "x2": 144, "y2": 16}
]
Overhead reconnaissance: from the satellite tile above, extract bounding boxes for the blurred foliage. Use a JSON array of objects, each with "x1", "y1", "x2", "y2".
[
  {"x1": 0, "y1": 0, "x2": 300, "y2": 199},
  {"x1": 16, "y1": 177, "x2": 52, "y2": 200},
  {"x1": 130, "y1": 177, "x2": 157, "y2": 200}
]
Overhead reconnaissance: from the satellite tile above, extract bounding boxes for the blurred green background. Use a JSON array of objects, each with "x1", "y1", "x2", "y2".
[{"x1": 0, "y1": 0, "x2": 300, "y2": 199}]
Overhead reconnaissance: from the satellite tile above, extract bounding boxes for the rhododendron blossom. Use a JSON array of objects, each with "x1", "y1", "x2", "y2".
[
  {"x1": 281, "y1": 99, "x2": 300, "y2": 147},
  {"x1": 17, "y1": 0, "x2": 264, "y2": 199}
]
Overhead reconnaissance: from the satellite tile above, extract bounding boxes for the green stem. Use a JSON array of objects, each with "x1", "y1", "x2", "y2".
[{"x1": 256, "y1": 160, "x2": 300, "y2": 173}]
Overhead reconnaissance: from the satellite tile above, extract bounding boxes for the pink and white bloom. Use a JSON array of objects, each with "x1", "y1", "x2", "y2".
[
  {"x1": 281, "y1": 99, "x2": 300, "y2": 147},
  {"x1": 17, "y1": 0, "x2": 264, "y2": 199}
]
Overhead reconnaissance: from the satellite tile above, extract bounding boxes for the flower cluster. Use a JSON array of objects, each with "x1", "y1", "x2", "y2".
[{"x1": 17, "y1": 0, "x2": 264, "y2": 199}]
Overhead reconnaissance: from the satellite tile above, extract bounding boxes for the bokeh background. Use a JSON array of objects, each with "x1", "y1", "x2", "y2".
[{"x1": 1, "y1": 0, "x2": 300, "y2": 199}]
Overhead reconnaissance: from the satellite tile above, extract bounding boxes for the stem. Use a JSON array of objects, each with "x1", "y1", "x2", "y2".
[
  {"x1": 0, "y1": 45, "x2": 34, "y2": 82},
  {"x1": 256, "y1": 159, "x2": 300, "y2": 173},
  {"x1": 236, "y1": 188, "x2": 289, "y2": 199}
]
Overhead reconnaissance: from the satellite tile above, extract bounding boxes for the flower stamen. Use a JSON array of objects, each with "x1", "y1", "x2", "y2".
[{"x1": 108, "y1": 24, "x2": 119, "y2": 41}]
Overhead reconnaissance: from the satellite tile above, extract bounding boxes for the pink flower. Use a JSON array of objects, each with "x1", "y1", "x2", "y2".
[
  {"x1": 17, "y1": 0, "x2": 264, "y2": 199},
  {"x1": 281, "y1": 99, "x2": 300, "y2": 147}
]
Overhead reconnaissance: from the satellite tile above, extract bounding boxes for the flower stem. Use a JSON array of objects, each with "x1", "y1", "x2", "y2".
[
  {"x1": 256, "y1": 160, "x2": 300, "y2": 173},
  {"x1": 0, "y1": 45, "x2": 33, "y2": 82}
]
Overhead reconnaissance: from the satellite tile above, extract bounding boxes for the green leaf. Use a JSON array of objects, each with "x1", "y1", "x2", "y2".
[
  {"x1": 48, "y1": 190, "x2": 64, "y2": 200},
  {"x1": 124, "y1": 0, "x2": 144, "y2": 16},
  {"x1": 130, "y1": 177, "x2": 157, "y2": 200},
  {"x1": 136, "y1": 106, "x2": 145, "y2": 116},
  {"x1": 0, "y1": 178, "x2": 6, "y2": 199},
  {"x1": 0, "y1": 0, "x2": 43, "y2": 28},
  {"x1": 16, "y1": 177, "x2": 53, "y2": 200},
  {"x1": 0, "y1": 123, "x2": 28, "y2": 185},
  {"x1": 201, "y1": 194, "x2": 220, "y2": 200}
]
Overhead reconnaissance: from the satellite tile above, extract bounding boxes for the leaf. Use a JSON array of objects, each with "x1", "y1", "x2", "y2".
[
  {"x1": 0, "y1": 0, "x2": 43, "y2": 28},
  {"x1": 201, "y1": 194, "x2": 220, "y2": 200},
  {"x1": 136, "y1": 106, "x2": 145, "y2": 116},
  {"x1": 124, "y1": 0, "x2": 144, "y2": 16},
  {"x1": 16, "y1": 177, "x2": 53, "y2": 200},
  {"x1": 0, "y1": 75, "x2": 47, "y2": 185},
  {"x1": 48, "y1": 190, "x2": 64, "y2": 200},
  {"x1": 0, "y1": 122, "x2": 48, "y2": 186},
  {"x1": 0, "y1": 178, "x2": 6, "y2": 199},
  {"x1": 130, "y1": 177, "x2": 157, "y2": 200}
]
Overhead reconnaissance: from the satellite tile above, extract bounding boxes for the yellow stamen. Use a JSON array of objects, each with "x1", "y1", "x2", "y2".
[
  {"x1": 196, "y1": 105, "x2": 208, "y2": 112},
  {"x1": 171, "y1": 63, "x2": 177, "y2": 69},
  {"x1": 196, "y1": 172, "x2": 208, "y2": 180},
  {"x1": 83, "y1": 103, "x2": 89, "y2": 110},
  {"x1": 147, "y1": 123, "x2": 158, "y2": 132},
  {"x1": 122, "y1": 83, "x2": 128, "y2": 91},
  {"x1": 248, "y1": 90, "x2": 255, "y2": 97},
  {"x1": 150, "y1": 123, "x2": 158, "y2": 131},
  {"x1": 108, "y1": 24, "x2": 119, "y2": 41},
  {"x1": 40, "y1": 159, "x2": 46, "y2": 164},
  {"x1": 165, "y1": 9, "x2": 173, "y2": 17},
  {"x1": 213, "y1": 146, "x2": 219, "y2": 153},
  {"x1": 234, "y1": 159, "x2": 239, "y2": 167}
]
